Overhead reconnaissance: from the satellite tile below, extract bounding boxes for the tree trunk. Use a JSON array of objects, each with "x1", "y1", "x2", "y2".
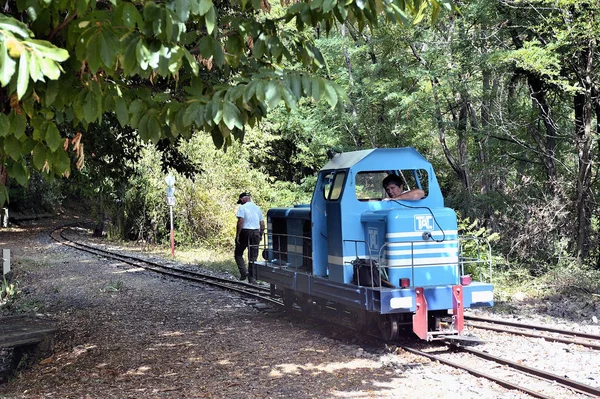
[
  {"x1": 573, "y1": 40, "x2": 595, "y2": 265},
  {"x1": 432, "y1": 80, "x2": 467, "y2": 186},
  {"x1": 526, "y1": 73, "x2": 558, "y2": 193}
]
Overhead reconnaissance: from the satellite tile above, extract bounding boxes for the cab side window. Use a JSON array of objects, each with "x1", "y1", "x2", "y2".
[
  {"x1": 355, "y1": 172, "x2": 388, "y2": 201},
  {"x1": 329, "y1": 172, "x2": 346, "y2": 201},
  {"x1": 355, "y1": 170, "x2": 429, "y2": 201}
]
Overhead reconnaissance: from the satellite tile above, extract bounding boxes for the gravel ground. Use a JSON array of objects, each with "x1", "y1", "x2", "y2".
[{"x1": 0, "y1": 217, "x2": 599, "y2": 399}]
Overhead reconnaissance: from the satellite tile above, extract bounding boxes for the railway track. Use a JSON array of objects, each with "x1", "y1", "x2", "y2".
[
  {"x1": 399, "y1": 342, "x2": 600, "y2": 399},
  {"x1": 466, "y1": 314, "x2": 600, "y2": 350},
  {"x1": 51, "y1": 223, "x2": 600, "y2": 399},
  {"x1": 50, "y1": 224, "x2": 278, "y2": 306}
]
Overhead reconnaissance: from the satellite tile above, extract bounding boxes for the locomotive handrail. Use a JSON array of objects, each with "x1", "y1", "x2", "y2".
[
  {"x1": 458, "y1": 235, "x2": 493, "y2": 283},
  {"x1": 378, "y1": 241, "x2": 417, "y2": 288},
  {"x1": 342, "y1": 239, "x2": 385, "y2": 288},
  {"x1": 260, "y1": 232, "x2": 313, "y2": 270}
]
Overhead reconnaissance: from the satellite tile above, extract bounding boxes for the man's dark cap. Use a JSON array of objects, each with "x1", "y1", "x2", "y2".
[{"x1": 237, "y1": 192, "x2": 250, "y2": 204}]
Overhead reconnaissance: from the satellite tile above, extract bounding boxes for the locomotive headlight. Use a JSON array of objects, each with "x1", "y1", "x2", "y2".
[
  {"x1": 471, "y1": 291, "x2": 494, "y2": 303},
  {"x1": 390, "y1": 296, "x2": 413, "y2": 309}
]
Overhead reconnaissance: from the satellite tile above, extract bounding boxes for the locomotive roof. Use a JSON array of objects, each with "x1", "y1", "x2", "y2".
[{"x1": 321, "y1": 147, "x2": 429, "y2": 171}]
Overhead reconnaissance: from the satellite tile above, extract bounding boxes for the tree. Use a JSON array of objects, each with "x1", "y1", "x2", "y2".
[{"x1": 0, "y1": 0, "x2": 452, "y2": 204}]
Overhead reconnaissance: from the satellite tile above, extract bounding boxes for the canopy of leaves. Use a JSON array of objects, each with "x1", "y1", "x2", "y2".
[{"x1": 0, "y1": 0, "x2": 452, "y2": 205}]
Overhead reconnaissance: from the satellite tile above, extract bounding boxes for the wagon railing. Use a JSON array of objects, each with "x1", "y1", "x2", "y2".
[{"x1": 259, "y1": 232, "x2": 313, "y2": 271}]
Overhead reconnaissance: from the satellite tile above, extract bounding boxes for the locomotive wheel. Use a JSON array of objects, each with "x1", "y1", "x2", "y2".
[
  {"x1": 356, "y1": 309, "x2": 370, "y2": 334},
  {"x1": 282, "y1": 289, "x2": 295, "y2": 313},
  {"x1": 298, "y1": 294, "x2": 313, "y2": 316},
  {"x1": 378, "y1": 315, "x2": 399, "y2": 341}
]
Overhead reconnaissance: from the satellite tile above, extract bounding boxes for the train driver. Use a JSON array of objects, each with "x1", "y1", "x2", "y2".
[{"x1": 382, "y1": 174, "x2": 425, "y2": 201}]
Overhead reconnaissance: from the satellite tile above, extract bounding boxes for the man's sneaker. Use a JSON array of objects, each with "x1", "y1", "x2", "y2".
[
  {"x1": 239, "y1": 274, "x2": 248, "y2": 281},
  {"x1": 248, "y1": 277, "x2": 257, "y2": 285}
]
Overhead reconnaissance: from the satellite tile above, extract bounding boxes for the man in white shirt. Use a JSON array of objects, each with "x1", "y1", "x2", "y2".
[{"x1": 235, "y1": 192, "x2": 265, "y2": 284}]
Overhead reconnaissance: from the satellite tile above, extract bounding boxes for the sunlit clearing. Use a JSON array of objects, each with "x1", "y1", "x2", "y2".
[{"x1": 269, "y1": 359, "x2": 379, "y2": 377}]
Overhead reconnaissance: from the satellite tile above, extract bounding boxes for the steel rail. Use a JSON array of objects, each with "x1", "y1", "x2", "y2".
[
  {"x1": 467, "y1": 321, "x2": 600, "y2": 350},
  {"x1": 456, "y1": 346, "x2": 600, "y2": 398},
  {"x1": 400, "y1": 346, "x2": 556, "y2": 399},
  {"x1": 51, "y1": 225, "x2": 277, "y2": 305},
  {"x1": 465, "y1": 315, "x2": 600, "y2": 341}
]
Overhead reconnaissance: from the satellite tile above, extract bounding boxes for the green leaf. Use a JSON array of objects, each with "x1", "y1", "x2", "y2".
[
  {"x1": 117, "y1": 2, "x2": 143, "y2": 29},
  {"x1": 199, "y1": 36, "x2": 213, "y2": 59},
  {"x1": 52, "y1": 149, "x2": 70, "y2": 175},
  {"x1": 211, "y1": 36, "x2": 224, "y2": 67},
  {"x1": 32, "y1": 142, "x2": 47, "y2": 170},
  {"x1": 83, "y1": 91, "x2": 98, "y2": 122},
  {"x1": 290, "y1": 75, "x2": 302, "y2": 98},
  {"x1": 28, "y1": 51, "x2": 43, "y2": 82},
  {"x1": 138, "y1": 114, "x2": 149, "y2": 141},
  {"x1": 44, "y1": 79, "x2": 58, "y2": 106},
  {"x1": 147, "y1": 115, "x2": 161, "y2": 144},
  {"x1": 173, "y1": 0, "x2": 191, "y2": 20},
  {"x1": 183, "y1": 48, "x2": 199, "y2": 75},
  {"x1": 10, "y1": 161, "x2": 28, "y2": 186},
  {"x1": 86, "y1": 34, "x2": 101, "y2": 73},
  {"x1": 205, "y1": 6, "x2": 216, "y2": 35},
  {"x1": 198, "y1": 0, "x2": 213, "y2": 15},
  {"x1": 0, "y1": 114, "x2": 9, "y2": 137},
  {"x1": 301, "y1": 74, "x2": 311, "y2": 96},
  {"x1": 27, "y1": 39, "x2": 69, "y2": 62},
  {"x1": 0, "y1": 16, "x2": 31, "y2": 38},
  {"x1": 115, "y1": 96, "x2": 129, "y2": 127},
  {"x1": 16, "y1": 50, "x2": 29, "y2": 99},
  {"x1": 243, "y1": 81, "x2": 257, "y2": 103},
  {"x1": 45, "y1": 122, "x2": 62, "y2": 152},
  {"x1": 99, "y1": 30, "x2": 118, "y2": 69},
  {"x1": 121, "y1": 33, "x2": 140, "y2": 74},
  {"x1": 0, "y1": 41, "x2": 17, "y2": 86},
  {"x1": 311, "y1": 77, "x2": 321, "y2": 102},
  {"x1": 32, "y1": 120, "x2": 47, "y2": 141},
  {"x1": 222, "y1": 100, "x2": 242, "y2": 130},
  {"x1": 324, "y1": 80, "x2": 338, "y2": 108},
  {"x1": 253, "y1": 38, "x2": 266, "y2": 58},
  {"x1": 265, "y1": 80, "x2": 281, "y2": 108},
  {"x1": 39, "y1": 57, "x2": 62, "y2": 80},
  {"x1": 129, "y1": 99, "x2": 145, "y2": 127},
  {"x1": 281, "y1": 86, "x2": 297, "y2": 110},
  {"x1": 255, "y1": 80, "x2": 265, "y2": 101},
  {"x1": 9, "y1": 111, "x2": 26, "y2": 139},
  {"x1": 4, "y1": 135, "x2": 22, "y2": 161}
]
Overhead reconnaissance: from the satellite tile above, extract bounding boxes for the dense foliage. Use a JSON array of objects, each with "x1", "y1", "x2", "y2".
[
  {"x1": 0, "y1": 0, "x2": 449, "y2": 203},
  {"x1": 4, "y1": 0, "x2": 600, "y2": 278}
]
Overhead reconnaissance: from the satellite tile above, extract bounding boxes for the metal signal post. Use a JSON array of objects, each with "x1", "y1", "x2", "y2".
[{"x1": 165, "y1": 174, "x2": 176, "y2": 258}]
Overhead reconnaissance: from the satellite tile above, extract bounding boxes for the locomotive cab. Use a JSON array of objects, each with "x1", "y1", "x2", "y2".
[{"x1": 255, "y1": 148, "x2": 494, "y2": 341}]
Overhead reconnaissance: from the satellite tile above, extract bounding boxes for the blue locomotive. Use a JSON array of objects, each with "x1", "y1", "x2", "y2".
[{"x1": 254, "y1": 148, "x2": 494, "y2": 341}]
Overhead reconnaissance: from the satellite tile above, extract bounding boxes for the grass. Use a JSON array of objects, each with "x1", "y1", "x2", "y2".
[
  {"x1": 111, "y1": 239, "x2": 239, "y2": 277},
  {"x1": 492, "y1": 263, "x2": 600, "y2": 303}
]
